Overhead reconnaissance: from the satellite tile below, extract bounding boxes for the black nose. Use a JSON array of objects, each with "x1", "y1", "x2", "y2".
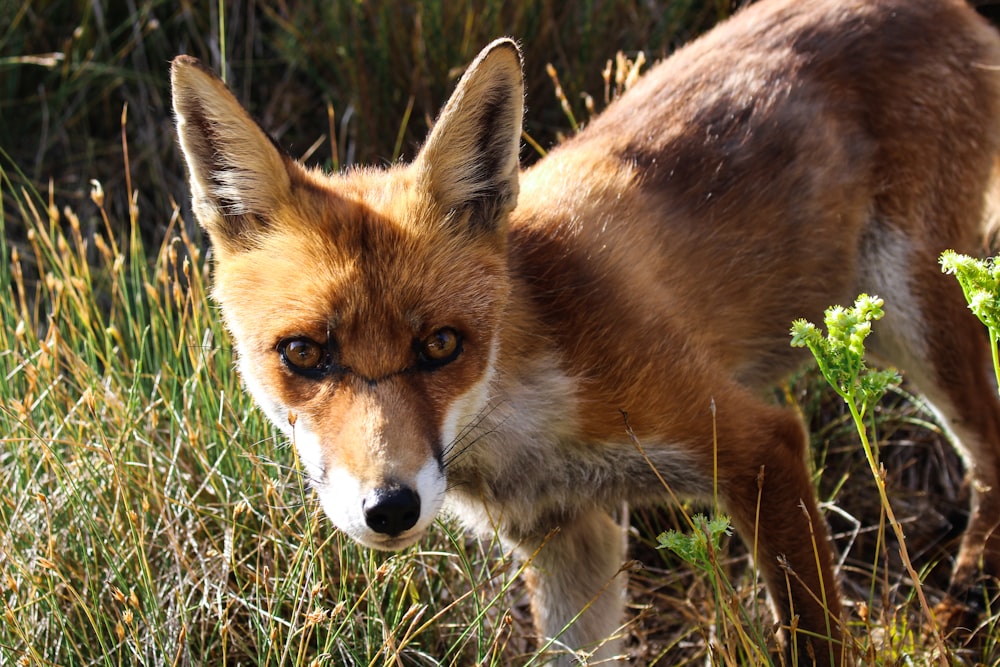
[{"x1": 362, "y1": 486, "x2": 421, "y2": 536}]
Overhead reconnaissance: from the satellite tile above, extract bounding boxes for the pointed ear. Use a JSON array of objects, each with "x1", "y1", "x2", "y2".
[
  {"x1": 415, "y1": 39, "x2": 524, "y2": 233},
  {"x1": 171, "y1": 55, "x2": 292, "y2": 253}
]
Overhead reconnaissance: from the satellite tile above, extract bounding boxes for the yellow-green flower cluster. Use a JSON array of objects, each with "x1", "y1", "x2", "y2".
[
  {"x1": 940, "y1": 250, "x2": 1000, "y2": 338},
  {"x1": 790, "y1": 294, "x2": 900, "y2": 410}
]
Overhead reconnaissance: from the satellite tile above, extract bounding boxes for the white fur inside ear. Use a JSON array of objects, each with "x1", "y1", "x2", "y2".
[
  {"x1": 171, "y1": 56, "x2": 290, "y2": 242},
  {"x1": 416, "y1": 39, "x2": 524, "y2": 227}
]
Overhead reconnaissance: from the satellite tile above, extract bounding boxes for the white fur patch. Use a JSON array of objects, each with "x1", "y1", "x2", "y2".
[
  {"x1": 307, "y1": 431, "x2": 446, "y2": 551},
  {"x1": 441, "y1": 340, "x2": 498, "y2": 447},
  {"x1": 859, "y1": 224, "x2": 929, "y2": 364}
]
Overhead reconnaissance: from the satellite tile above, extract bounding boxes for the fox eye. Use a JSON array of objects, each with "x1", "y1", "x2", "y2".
[
  {"x1": 279, "y1": 338, "x2": 329, "y2": 376},
  {"x1": 416, "y1": 328, "x2": 462, "y2": 368}
]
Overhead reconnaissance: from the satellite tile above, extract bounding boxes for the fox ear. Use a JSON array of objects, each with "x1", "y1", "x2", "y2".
[
  {"x1": 415, "y1": 39, "x2": 524, "y2": 233},
  {"x1": 171, "y1": 56, "x2": 291, "y2": 254}
]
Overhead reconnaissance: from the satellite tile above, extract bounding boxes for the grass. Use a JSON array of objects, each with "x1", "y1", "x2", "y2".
[
  {"x1": 0, "y1": 178, "x2": 536, "y2": 664},
  {"x1": 0, "y1": 0, "x2": 723, "y2": 234},
  {"x1": 2, "y1": 1, "x2": 1000, "y2": 665}
]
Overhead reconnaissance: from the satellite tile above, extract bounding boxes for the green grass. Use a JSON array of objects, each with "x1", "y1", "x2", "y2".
[
  {"x1": 0, "y1": 180, "x2": 535, "y2": 664},
  {"x1": 3, "y1": 1, "x2": 1000, "y2": 665},
  {"x1": 0, "y1": 0, "x2": 723, "y2": 233}
]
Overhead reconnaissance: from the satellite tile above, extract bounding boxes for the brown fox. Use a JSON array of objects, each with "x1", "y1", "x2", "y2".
[{"x1": 171, "y1": 0, "x2": 1000, "y2": 663}]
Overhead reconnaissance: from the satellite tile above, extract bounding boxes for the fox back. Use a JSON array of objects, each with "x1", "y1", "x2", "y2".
[{"x1": 173, "y1": 0, "x2": 1000, "y2": 663}]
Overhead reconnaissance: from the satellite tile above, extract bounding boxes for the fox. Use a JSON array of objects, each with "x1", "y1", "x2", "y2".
[{"x1": 171, "y1": 0, "x2": 1000, "y2": 663}]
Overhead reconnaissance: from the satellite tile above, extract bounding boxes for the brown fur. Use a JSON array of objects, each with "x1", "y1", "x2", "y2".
[{"x1": 172, "y1": 0, "x2": 1000, "y2": 664}]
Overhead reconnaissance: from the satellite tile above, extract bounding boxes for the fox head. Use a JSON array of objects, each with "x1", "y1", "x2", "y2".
[{"x1": 171, "y1": 41, "x2": 524, "y2": 550}]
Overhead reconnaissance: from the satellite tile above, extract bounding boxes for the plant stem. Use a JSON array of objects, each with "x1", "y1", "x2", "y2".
[
  {"x1": 845, "y1": 395, "x2": 949, "y2": 667},
  {"x1": 991, "y1": 333, "x2": 1000, "y2": 397}
]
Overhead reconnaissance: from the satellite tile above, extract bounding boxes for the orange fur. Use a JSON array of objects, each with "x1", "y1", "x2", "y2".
[{"x1": 172, "y1": 1, "x2": 1000, "y2": 664}]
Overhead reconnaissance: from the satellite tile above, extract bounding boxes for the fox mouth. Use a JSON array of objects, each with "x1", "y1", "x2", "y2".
[
  {"x1": 327, "y1": 501, "x2": 433, "y2": 553},
  {"x1": 356, "y1": 529, "x2": 427, "y2": 552},
  {"x1": 307, "y1": 459, "x2": 446, "y2": 552}
]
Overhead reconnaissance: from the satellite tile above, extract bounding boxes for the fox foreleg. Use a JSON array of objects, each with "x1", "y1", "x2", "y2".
[{"x1": 522, "y1": 508, "x2": 628, "y2": 665}]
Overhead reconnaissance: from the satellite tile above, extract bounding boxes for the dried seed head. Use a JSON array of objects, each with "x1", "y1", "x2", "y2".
[{"x1": 90, "y1": 180, "x2": 105, "y2": 208}]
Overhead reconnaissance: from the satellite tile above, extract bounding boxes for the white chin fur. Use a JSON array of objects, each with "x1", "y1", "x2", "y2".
[{"x1": 313, "y1": 454, "x2": 446, "y2": 552}]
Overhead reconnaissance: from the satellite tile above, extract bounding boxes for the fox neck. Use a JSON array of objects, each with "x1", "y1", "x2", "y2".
[{"x1": 439, "y1": 231, "x2": 581, "y2": 502}]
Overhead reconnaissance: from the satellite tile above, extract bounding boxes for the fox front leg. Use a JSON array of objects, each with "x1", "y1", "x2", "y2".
[{"x1": 522, "y1": 508, "x2": 628, "y2": 665}]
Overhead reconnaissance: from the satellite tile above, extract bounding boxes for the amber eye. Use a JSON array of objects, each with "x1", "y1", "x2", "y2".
[
  {"x1": 417, "y1": 328, "x2": 462, "y2": 368},
  {"x1": 279, "y1": 338, "x2": 329, "y2": 376}
]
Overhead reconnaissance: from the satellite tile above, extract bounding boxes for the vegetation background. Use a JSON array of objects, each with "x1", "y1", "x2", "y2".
[{"x1": 2, "y1": 0, "x2": 999, "y2": 665}]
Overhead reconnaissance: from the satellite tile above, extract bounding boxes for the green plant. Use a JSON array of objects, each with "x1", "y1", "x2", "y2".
[
  {"x1": 791, "y1": 295, "x2": 952, "y2": 665},
  {"x1": 657, "y1": 515, "x2": 776, "y2": 664},
  {"x1": 940, "y1": 250, "x2": 1000, "y2": 388}
]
